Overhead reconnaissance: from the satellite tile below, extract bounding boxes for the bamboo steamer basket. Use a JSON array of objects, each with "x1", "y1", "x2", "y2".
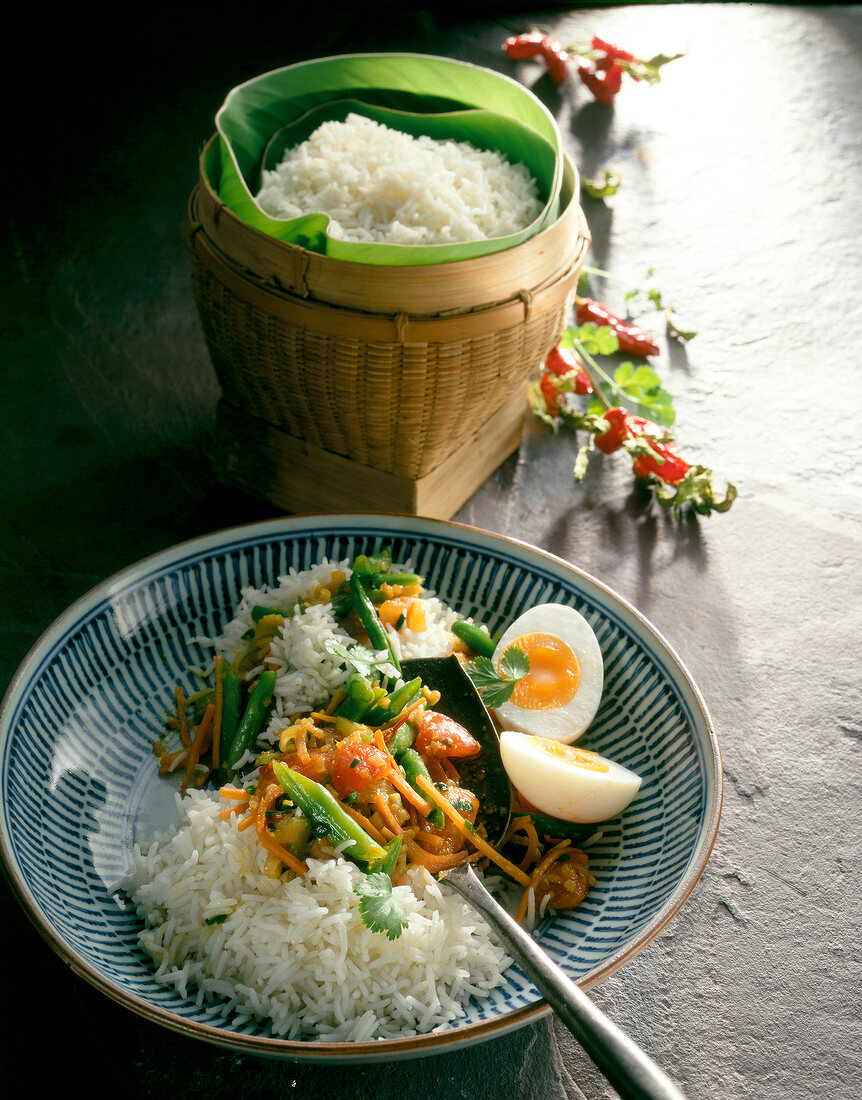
[{"x1": 188, "y1": 136, "x2": 591, "y2": 499}]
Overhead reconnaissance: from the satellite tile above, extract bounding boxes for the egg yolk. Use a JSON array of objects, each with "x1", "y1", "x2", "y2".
[
  {"x1": 533, "y1": 736, "x2": 610, "y2": 772},
  {"x1": 503, "y1": 632, "x2": 580, "y2": 711}
]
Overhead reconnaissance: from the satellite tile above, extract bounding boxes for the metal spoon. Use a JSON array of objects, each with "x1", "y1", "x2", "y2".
[{"x1": 401, "y1": 655, "x2": 687, "y2": 1100}]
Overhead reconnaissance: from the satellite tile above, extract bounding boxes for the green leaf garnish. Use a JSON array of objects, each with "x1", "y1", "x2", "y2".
[
  {"x1": 581, "y1": 168, "x2": 621, "y2": 200},
  {"x1": 653, "y1": 466, "x2": 737, "y2": 516},
  {"x1": 322, "y1": 637, "x2": 393, "y2": 677},
  {"x1": 666, "y1": 308, "x2": 697, "y2": 342},
  {"x1": 562, "y1": 321, "x2": 620, "y2": 357},
  {"x1": 587, "y1": 361, "x2": 676, "y2": 428},
  {"x1": 466, "y1": 646, "x2": 530, "y2": 708},
  {"x1": 354, "y1": 871, "x2": 409, "y2": 940}
]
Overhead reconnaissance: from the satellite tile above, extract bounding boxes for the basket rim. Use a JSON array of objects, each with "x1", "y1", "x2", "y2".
[{"x1": 190, "y1": 202, "x2": 589, "y2": 341}]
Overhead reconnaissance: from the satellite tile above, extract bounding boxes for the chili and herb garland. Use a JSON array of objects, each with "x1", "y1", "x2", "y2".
[
  {"x1": 529, "y1": 300, "x2": 736, "y2": 517},
  {"x1": 502, "y1": 27, "x2": 733, "y2": 516},
  {"x1": 502, "y1": 30, "x2": 683, "y2": 104}
]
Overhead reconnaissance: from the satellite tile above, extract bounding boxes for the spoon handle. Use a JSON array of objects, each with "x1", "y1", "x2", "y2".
[{"x1": 444, "y1": 863, "x2": 687, "y2": 1100}]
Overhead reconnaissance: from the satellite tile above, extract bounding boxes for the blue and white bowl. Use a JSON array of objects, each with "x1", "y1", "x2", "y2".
[{"x1": 0, "y1": 514, "x2": 721, "y2": 1062}]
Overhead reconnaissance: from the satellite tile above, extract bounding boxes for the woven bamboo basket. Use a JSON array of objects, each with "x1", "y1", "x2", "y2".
[{"x1": 188, "y1": 137, "x2": 591, "y2": 516}]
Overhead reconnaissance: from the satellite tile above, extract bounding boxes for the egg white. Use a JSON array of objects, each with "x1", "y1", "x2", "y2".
[
  {"x1": 499, "y1": 730, "x2": 642, "y2": 823},
  {"x1": 492, "y1": 603, "x2": 603, "y2": 743}
]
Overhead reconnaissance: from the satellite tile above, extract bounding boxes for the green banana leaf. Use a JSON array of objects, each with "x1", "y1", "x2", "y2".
[
  {"x1": 242, "y1": 98, "x2": 558, "y2": 261},
  {"x1": 214, "y1": 53, "x2": 563, "y2": 266}
]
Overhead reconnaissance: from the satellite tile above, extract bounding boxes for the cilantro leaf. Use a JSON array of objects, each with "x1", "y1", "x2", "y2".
[
  {"x1": 499, "y1": 645, "x2": 529, "y2": 681},
  {"x1": 354, "y1": 871, "x2": 409, "y2": 940},
  {"x1": 653, "y1": 466, "x2": 737, "y2": 517},
  {"x1": 466, "y1": 647, "x2": 530, "y2": 708},
  {"x1": 562, "y1": 322, "x2": 620, "y2": 357},
  {"x1": 587, "y1": 360, "x2": 676, "y2": 428},
  {"x1": 322, "y1": 637, "x2": 392, "y2": 677}
]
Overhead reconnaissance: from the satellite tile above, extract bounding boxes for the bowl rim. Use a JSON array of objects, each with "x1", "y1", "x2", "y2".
[{"x1": 0, "y1": 512, "x2": 722, "y2": 1063}]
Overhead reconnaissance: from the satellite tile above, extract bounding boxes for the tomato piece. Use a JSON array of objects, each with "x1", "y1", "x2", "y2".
[
  {"x1": 415, "y1": 713, "x2": 481, "y2": 759},
  {"x1": 279, "y1": 749, "x2": 333, "y2": 785},
  {"x1": 331, "y1": 739, "x2": 392, "y2": 797}
]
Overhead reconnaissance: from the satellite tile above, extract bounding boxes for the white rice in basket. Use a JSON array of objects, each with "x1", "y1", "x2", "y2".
[
  {"x1": 255, "y1": 112, "x2": 544, "y2": 245},
  {"x1": 122, "y1": 556, "x2": 510, "y2": 1040}
]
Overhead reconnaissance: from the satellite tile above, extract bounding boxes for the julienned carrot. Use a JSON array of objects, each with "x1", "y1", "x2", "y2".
[
  {"x1": 514, "y1": 839, "x2": 572, "y2": 925},
  {"x1": 325, "y1": 690, "x2": 346, "y2": 715},
  {"x1": 219, "y1": 781, "x2": 250, "y2": 820},
  {"x1": 414, "y1": 831, "x2": 444, "y2": 851},
  {"x1": 295, "y1": 722, "x2": 310, "y2": 765},
  {"x1": 158, "y1": 749, "x2": 188, "y2": 774},
  {"x1": 387, "y1": 766, "x2": 433, "y2": 816},
  {"x1": 340, "y1": 799, "x2": 388, "y2": 846},
  {"x1": 502, "y1": 815, "x2": 541, "y2": 871},
  {"x1": 373, "y1": 793, "x2": 402, "y2": 835},
  {"x1": 402, "y1": 836, "x2": 470, "y2": 873},
  {"x1": 255, "y1": 783, "x2": 308, "y2": 876},
  {"x1": 415, "y1": 774, "x2": 532, "y2": 888},
  {"x1": 219, "y1": 785, "x2": 250, "y2": 799},
  {"x1": 181, "y1": 702, "x2": 215, "y2": 795}
]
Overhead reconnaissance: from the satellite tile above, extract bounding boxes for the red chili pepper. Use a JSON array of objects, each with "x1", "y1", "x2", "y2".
[
  {"x1": 503, "y1": 33, "x2": 569, "y2": 84},
  {"x1": 545, "y1": 345, "x2": 593, "y2": 395},
  {"x1": 503, "y1": 32, "x2": 546, "y2": 59},
  {"x1": 573, "y1": 368, "x2": 593, "y2": 395},
  {"x1": 594, "y1": 407, "x2": 631, "y2": 453},
  {"x1": 544, "y1": 345, "x2": 579, "y2": 377},
  {"x1": 575, "y1": 298, "x2": 661, "y2": 357},
  {"x1": 577, "y1": 59, "x2": 624, "y2": 105},
  {"x1": 591, "y1": 36, "x2": 636, "y2": 64},
  {"x1": 632, "y1": 442, "x2": 690, "y2": 484},
  {"x1": 540, "y1": 371, "x2": 561, "y2": 416}
]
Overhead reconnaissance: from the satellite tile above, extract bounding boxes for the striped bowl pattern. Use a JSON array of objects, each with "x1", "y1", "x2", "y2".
[{"x1": 0, "y1": 515, "x2": 721, "y2": 1062}]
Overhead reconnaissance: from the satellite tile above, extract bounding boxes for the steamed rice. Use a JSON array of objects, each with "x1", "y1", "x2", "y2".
[
  {"x1": 123, "y1": 556, "x2": 510, "y2": 1040},
  {"x1": 255, "y1": 112, "x2": 544, "y2": 245},
  {"x1": 122, "y1": 790, "x2": 511, "y2": 1041}
]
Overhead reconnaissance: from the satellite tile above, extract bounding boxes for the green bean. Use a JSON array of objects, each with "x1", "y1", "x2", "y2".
[
  {"x1": 384, "y1": 721, "x2": 415, "y2": 757},
  {"x1": 369, "y1": 834, "x2": 402, "y2": 879},
  {"x1": 364, "y1": 676, "x2": 422, "y2": 726},
  {"x1": 349, "y1": 572, "x2": 401, "y2": 674},
  {"x1": 226, "y1": 669, "x2": 277, "y2": 768},
  {"x1": 218, "y1": 663, "x2": 243, "y2": 761},
  {"x1": 398, "y1": 748, "x2": 444, "y2": 828},
  {"x1": 451, "y1": 619, "x2": 496, "y2": 658},
  {"x1": 250, "y1": 604, "x2": 279, "y2": 622},
  {"x1": 272, "y1": 762, "x2": 386, "y2": 865},
  {"x1": 351, "y1": 548, "x2": 392, "y2": 576},
  {"x1": 366, "y1": 572, "x2": 423, "y2": 588},
  {"x1": 335, "y1": 674, "x2": 379, "y2": 721}
]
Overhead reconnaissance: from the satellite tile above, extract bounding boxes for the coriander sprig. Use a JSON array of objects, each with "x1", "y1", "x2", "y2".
[
  {"x1": 466, "y1": 645, "x2": 530, "y2": 708},
  {"x1": 354, "y1": 872, "x2": 409, "y2": 940}
]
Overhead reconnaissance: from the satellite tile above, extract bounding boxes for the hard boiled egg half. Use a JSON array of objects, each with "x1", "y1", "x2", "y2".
[
  {"x1": 500, "y1": 730, "x2": 643, "y2": 823},
  {"x1": 492, "y1": 603, "x2": 604, "y2": 743}
]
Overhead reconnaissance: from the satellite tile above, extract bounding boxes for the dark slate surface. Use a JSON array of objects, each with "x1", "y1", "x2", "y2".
[{"x1": 3, "y1": 5, "x2": 861, "y2": 1098}]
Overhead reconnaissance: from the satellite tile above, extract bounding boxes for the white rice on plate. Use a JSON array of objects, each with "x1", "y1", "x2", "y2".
[
  {"x1": 255, "y1": 112, "x2": 544, "y2": 245},
  {"x1": 122, "y1": 556, "x2": 510, "y2": 1040},
  {"x1": 122, "y1": 790, "x2": 510, "y2": 1041}
]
